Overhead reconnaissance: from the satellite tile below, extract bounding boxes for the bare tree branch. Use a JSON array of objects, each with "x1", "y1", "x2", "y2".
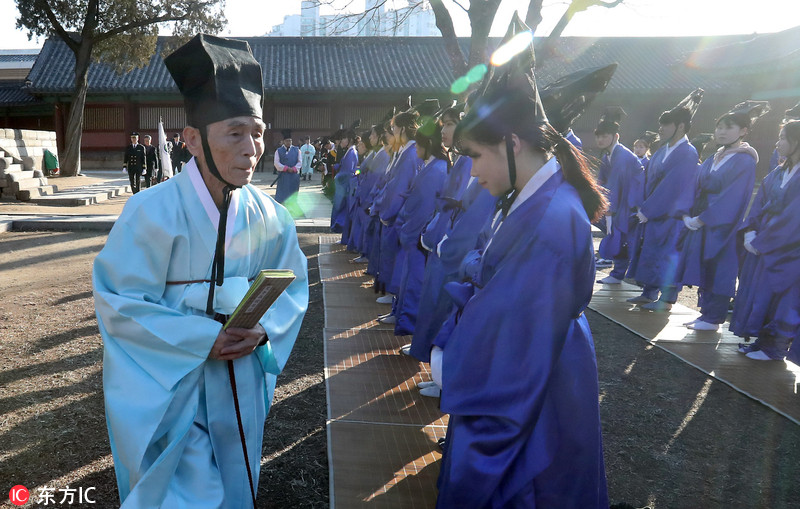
[
  {"x1": 525, "y1": 0, "x2": 544, "y2": 32},
  {"x1": 34, "y1": 0, "x2": 79, "y2": 52},
  {"x1": 430, "y1": 0, "x2": 466, "y2": 75}
]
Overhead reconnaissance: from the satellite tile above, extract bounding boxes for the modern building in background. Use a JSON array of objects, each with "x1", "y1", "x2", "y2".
[{"x1": 267, "y1": 0, "x2": 437, "y2": 37}]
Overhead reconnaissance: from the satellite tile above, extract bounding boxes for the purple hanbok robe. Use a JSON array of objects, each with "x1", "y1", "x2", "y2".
[
  {"x1": 376, "y1": 142, "x2": 421, "y2": 293},
  {"x1": 392, "y1": 157, "x2": 448, "y2": 335},
  {"x1": 676, "y1": 151, "x2": 756, "y2": 297},
  {"x1": 421, "y1": 155, "x2": 473, "y2": 251},
  {"x1": 598, "y1": 144, "x2": 645, "y2": 260},
  {"x1": 627, "y1": 140, "x2": 698, "y2": 289},
  {"x1": 730, "y1": 165, "x2": 800, "y2": 360},
  {"x1": 346, "y1": 151, "x2": 376, "y2": 252},
  {"x1": 436, "y1": 167, "x2": 607, "y2": 508},
  {"x1": 331, "y1": 145, "x2": 358, "y2": 238}
]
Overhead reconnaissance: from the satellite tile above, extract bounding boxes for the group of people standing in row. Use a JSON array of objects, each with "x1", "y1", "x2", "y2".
[
  {"x1": 122, "y1": 131, "x2": 191, "y2": 193},
  {"x1": 325, "y1": 13, "x2": 800, "y2": 507}
]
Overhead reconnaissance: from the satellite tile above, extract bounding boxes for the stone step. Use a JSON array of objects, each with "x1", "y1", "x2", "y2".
[
  {"x1": 0, "y1": 162, "x2": 23, "y2": 174},
  {"x1": 12, "y1": 177, "x2": 49, "y2": 191},
  {"x1": 27, "y1": 181, "x2": 131, "y2": 206},
  {"x1": 16, "y1": 185, "x2": 57, "y2": 201}
]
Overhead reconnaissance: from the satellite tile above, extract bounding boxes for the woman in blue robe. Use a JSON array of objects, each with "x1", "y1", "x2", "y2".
[
  {"x1": 331, "y1": 130, "x2": 359, "y2": 242},
  {"x1": 345, "y1": 133, "x2": 373, "y2": 253},
  {"x1": 627, "y1": 90, "x2": 703, "y2": 310},
  {"x1": 676, "y1": 102, "x2": 766, "y2": 331},
  {"x1": 633, "y1": 134, "x2": 654, "y2": 171},
  {"x1": 375, "y1": 110, "x2": 422, "y2": 297},
  {"x1": 731, "y1": 120, "x2": 800, "y2": 361},
  {"x1": 433, "y1": 41, "x2": 608, "y2": 507},
  {"x1": 594, "y1": 108, "x2": 645, "y2": 284},
  {"x1": 364, "y1": 127, "x2": 394, "y2": 279},
  {"x1": 392, "y1": 119, "x2": 448, "y2": 335}
]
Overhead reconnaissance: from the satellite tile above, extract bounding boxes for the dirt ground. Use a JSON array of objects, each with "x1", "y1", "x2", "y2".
[{"x1": 1, "y1": 229, "x2": 799, "y2": 508}]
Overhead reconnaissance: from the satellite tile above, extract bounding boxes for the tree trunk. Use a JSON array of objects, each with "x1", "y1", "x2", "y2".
[
  {"x1": 525, "y1": 0, "x2": 544, "y2": 32},
  {"x1": 60, "y1": 41, "x2": 93, "y2": 177},
  {"x1": 466, "y1": 0, "x2": 502, "y2": 69},
  {"x1": 430, "y1": 0, "x2": 467, "y2": 76}
]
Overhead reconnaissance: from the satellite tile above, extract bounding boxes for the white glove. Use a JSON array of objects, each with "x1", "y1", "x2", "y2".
[
  {"x1": 605, "y1": 216, "x2": 613, "y2": 235},
  {"x1": 743, "y1": 231, "x2": 759, "y2": 255},
  {"x1": 636, "y1": 210, "x2": 648, "y2": 224},
  {"x1": 380, "y1": 219, "x2": 389, "y2": 226},
  {"x1": 683, "y1": 215, "x2": 698, "y2": 231},
  {"x1": 687, "y1": 216, "x2": 704, "y2": 230},
  {"x1": 122, "y1": 167, "x2": 127, "y2": 173}
]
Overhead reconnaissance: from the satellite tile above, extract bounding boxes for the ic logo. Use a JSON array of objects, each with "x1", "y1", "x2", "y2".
[{"x1": 9, "y1": 485, "x2": 29, "y2": 506}]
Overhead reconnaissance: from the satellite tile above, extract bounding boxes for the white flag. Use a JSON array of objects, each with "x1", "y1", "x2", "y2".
[{"x1": 158, "y1": 119, "x2": 173, "y2": 179}]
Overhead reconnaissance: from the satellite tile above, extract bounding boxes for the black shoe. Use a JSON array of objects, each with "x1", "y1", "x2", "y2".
[{"x1": 437, "y1": 437, "x2": 446, "y2": 450}]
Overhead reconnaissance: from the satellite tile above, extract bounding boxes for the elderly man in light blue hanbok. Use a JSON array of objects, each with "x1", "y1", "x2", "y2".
[{"x1": 93, "y1": 34, "x2": 308, "y2": 508}]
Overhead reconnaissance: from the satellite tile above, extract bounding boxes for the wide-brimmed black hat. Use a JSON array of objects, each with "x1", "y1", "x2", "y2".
[
  {"x1": 719, "y1": 100, "x2": 771, "y2": 128},
  {"x1": 540, "y1": 63, "x2": 617, "y2": 135},
  {"x1": 281, "y1": 129, "x2": 293, "y2": 140},
  {"x1": 660, "y1": 88, "x2": 704, "y2": 127},
  {"x1": 595, "y1": 106, "x2": 627, "y2": 135},
  {"x1": 165, "y1": 34, "x2": 263, "y2": 129}
]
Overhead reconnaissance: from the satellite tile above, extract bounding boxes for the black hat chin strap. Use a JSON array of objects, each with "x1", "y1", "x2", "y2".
[
  {"x1": 199, "y1": 126, "x2": 241, "y2": 316},
  {"x1": 497, "y1": 135, "x2": 519, "y2": 218}
]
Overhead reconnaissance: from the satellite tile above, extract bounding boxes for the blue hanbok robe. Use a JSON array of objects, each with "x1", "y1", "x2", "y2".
[
  {"x1": 393, "y1": 157, "x2": 448, "y2": 335},
  {"x1": 598, "y1": 144, "x2": 645, "y2": 261},
  {"x1": 411, "y1": 177, "x2": 496, "y2": 362},
  {"x1": 365, "y1": 150, "x2": 394, "y2": 278},
  {"x1": 358, "y1": 149, "x2": 391, "y2": 257},
  {"x1": 421, "y1": 155, "x2": 474, "y2": 251},
  {"x1": 93, "y1": 160, "x2": 309, "y2": 508},
  {"x1": 676, "y1": 151, "x2": 756, "y2": 298},
  {"x1": 638, "y1": 155, "x2": 650, "y2": 171},
  {"x1": 436, "y1": 164, "x2": 607, "y2": 508},
  {"x1": 565, "y1": 129, "x2": 583, "y2": 151},
  {"x1": 376, "y1": 142, "x2": 421, "y2": 293},
  {"x1": 730, "y1": 165, "x2": 800, "y2": 360},
  {"x1": 769, "y1": 148, "x2": 780, "y2": 170},
  {"x1": 331, "y1": 145, "x2": 358, "y2": 239},
  {"x1": 627, "y1": 140, "x2": 698, "y2": 293},
  {"x1": 346, "y1": 151, "x2": 376, "y2": 252},
  {"x1": 274, "y1": 145, "x2": 301, "y2": 204}
]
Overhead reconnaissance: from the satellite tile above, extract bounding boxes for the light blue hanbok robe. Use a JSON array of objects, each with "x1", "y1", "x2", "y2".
[{"x1": 94, "y1": 160, "x2": 309, "y2": 508}]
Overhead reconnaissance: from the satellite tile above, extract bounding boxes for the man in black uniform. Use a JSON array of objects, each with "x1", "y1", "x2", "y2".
[
  {"x1": 170, "y1": 133, "x2": 187, "y2": 174},
  {"x1": 123, "y1": 131, "x2": 147, "y2": 194},
  {"x1": 142, "y1": 134, "x2": 159, "y2": 187}
]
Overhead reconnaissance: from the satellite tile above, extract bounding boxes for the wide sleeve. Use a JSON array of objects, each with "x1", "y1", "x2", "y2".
[
  {"x1": 379, "y1": 151, "x2": 418, "y2": 224},
  {"x1": 437, "y1": 202, "x2": 595, "y2": 506},
  {"x1": 399, "y1": 165, "x2": 447, "y2": 246},
  {"x1": 697, "y1": 154, "x2": 756, "y2": 227},
  {"x1": 255, "y1": 202, "x2": 309, "y2": 375},
  {"x1": 641, "y1": 147, "x2": 698, "y2": 220},
  {"x1": 93, "y1": 212, "x2": 221, "y2": 391},
  {"x1": 274, "y1": 150, "x2": 285, "y2": 172}
]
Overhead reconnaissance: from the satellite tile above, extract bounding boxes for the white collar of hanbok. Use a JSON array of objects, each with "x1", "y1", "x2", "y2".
[
  {"x1": 507, "y1": 156, "x2": 560, "y2": 217},
  {"x1": 187, "y1": 158, "x2": 239, "y2": 249},
  {"x1": 398, "y1": 139, "x2": 415, "y2": 156},
  {"x1": 662, "y1": 135, "x2": 688, "y2": 161},
  {"x1": 782, "y1": 161, "x2": 800, "y2": 188}
]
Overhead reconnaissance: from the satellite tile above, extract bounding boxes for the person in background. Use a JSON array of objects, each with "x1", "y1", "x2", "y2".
[
  {"x1": 676, "y1": 101, "x2": 767, "y2": 332},
  {"x1": 626, "y1": 89, "x2": 703, "y2": 311},
  {"x1": 273, "y1": 129, "x2": 301, "y2": 204},
  {"x1": 595, "y1": 107, "x2": 645, "y2": 285},
  {"x1": 123, "y1": 131, "x2": 146, "y2": 194},
  {"x1": 170, "y1": 133, "x2": 187, "y2": 174},
  {"x1": 299, "y1": 135, "x2": 315, "y2": 181},
  {"x1": 769, "y1": 101, "x2": 799, "y2": 169},
  {"x1": 633, "y1": 131, "x2": 658, "y2": 170},
  {"x1": 731, "y1": 119, "x2": 800, "y2": 361},
  {"x1": 94, "y1": 34, "x2": 308, "y2": 508},
  {"x1": 142, "y1": 134, "x2": 159, "y2": 188}
]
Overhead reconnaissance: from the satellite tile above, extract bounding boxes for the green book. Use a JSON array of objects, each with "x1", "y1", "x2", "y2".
[{"x1": 223, "y1": 269, "x2": 296, "y2": 330}]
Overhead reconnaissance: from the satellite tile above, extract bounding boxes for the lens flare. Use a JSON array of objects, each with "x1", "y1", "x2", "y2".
[{"x1": 490, "y1": 31, "x2": 533, "y2": 67}]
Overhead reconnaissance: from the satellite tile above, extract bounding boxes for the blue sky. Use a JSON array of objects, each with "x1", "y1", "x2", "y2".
[{"x1": 1, "y1": 0, "x2": 796, "y2": 49}]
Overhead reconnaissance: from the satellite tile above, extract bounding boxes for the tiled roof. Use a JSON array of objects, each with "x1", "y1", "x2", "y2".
[
  {"x1": 0, "y1": 81, "x2": 39, "y2": 105},
  {"x1": 0, "y1": 54, "x2": 38, "y2": 63},
  {"x1": 26, "y1": 30, "x2": 795, "y2": 96}
]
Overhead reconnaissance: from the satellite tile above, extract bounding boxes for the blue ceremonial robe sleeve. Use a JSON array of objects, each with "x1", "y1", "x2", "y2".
[
  {"x1": 641, "y1": 144, "x2": 698, "y2": 220},
  {"x1": 696, "y1": 154, "x2": 756, "y2": 228},
  {"x1": 398, "y1": 160, "x2": 448, "y2": 247},
  {"x1": 379, "y1": 147, "x2": 420, "y2": 224}
]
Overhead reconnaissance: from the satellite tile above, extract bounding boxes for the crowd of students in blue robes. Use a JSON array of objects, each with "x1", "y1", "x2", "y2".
[
  {"x1": 322, "y1": 13, "x2": 800, "y2": 505},
  {"x1": 590, "y1": 89, "x2": 800, "y2": 364}
]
